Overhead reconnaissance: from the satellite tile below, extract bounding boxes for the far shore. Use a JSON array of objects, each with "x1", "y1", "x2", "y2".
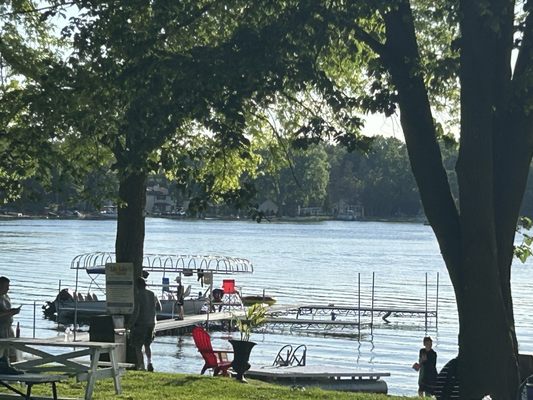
[{"x1": 0, "y1": 212, "x2": 427, "y2": 224}]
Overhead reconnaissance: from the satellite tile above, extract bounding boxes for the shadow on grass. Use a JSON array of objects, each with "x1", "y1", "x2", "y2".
[{"x1": 162, "y1": 374, "x2": 209, "y2": 387}]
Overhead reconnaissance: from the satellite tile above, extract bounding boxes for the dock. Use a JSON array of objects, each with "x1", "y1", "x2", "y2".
[
  {"x1": 263, "y1": 317, "x2": 371, "y2": 335},
  {"x1": 296, "y1": 304, "x2": 437, "y2": 321},
  {"x1": 263, "y1": 272, "x2": 439, "y2": 334},
  {"x1": 155, "y1": 311, "x2": 243, "y2": 333},
  {"x1": 247, "y1": 365, "x2": 389, "y2": 393},
  {"x1": 263, "y1": 300, "x2": 437, "y2": 335}
]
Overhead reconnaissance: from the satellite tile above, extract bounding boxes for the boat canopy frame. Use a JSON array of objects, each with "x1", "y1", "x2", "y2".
[{"x1": 70, "y1": 252, "x2": 254, "y2": 275}]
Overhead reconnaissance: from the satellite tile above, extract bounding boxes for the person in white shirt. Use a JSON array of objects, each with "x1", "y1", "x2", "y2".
[{"x1": 0, "y1": 276, "x2": 20, "y2": 363}]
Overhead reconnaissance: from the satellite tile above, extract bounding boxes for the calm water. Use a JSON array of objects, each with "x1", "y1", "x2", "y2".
[{"x1": 1, "y1": 218, "x2": 533, "y2": 395}]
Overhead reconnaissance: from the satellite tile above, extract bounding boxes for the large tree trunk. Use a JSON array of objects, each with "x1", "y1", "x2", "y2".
[
  {"x1": 380, "y1": 1, "x2": 525, "y2": 398},
  {"x1": 455, "y1": 256, "x2": 518, "y2": 398},
  {"x1": 115, "y1": 171, "x2": 147, "y2": 278}
]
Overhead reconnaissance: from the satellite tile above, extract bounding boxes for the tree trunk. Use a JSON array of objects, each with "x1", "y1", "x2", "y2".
[
  {"x1": 115, "y1": 171, "x2": 147, "y2": 278},
  {"x1": 380, "y1": 2, "x2": 522, "y2": 398},
  {"x1": 454, "y1": 235, "x2": 518, "y2": 398}
]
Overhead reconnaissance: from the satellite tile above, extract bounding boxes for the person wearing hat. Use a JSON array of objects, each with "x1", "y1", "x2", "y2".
[
  {"x1": 130, "y1": 277, "x2": 161, "y2": 371},
  {"x1": 413, "y1": 336, "x2": 437, "y2": 396}
]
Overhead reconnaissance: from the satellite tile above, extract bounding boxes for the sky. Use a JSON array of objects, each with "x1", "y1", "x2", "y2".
[{"x1": 362, "y1": 113, "x2": 403, "y2": 139}]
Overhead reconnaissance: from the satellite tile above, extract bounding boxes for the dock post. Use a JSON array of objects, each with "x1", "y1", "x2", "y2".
[
  {"x1": 57, "y1": 280, "x2": 61, "y2": 332},
  {"x1": 358, "y1": 273, "x2": 361, "y2": 337},
  {"x1": 425, "y1": 272, "x2": 428, "y2": 331},
  {"x1": 33, "y1": 301, "x2": 36, "y2": 338},
  {"x1": 74, "y1": 266, "x2": 79, "y2": 341},
  {"x1": 436, "y1": 272, "x2": 440, "y2": 329},
  {"x1": 371, "y1": 272, "x2": 375, "y2": 335}
]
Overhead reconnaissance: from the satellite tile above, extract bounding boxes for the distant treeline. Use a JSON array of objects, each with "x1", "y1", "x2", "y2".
[{"x1": 4, "y1": 136, "x2": 533, "y2": 219}]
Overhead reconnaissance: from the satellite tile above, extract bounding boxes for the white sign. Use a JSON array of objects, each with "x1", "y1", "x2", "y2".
[{"x1": 105, "y1": 263, "x2": 135, "y2": 314}]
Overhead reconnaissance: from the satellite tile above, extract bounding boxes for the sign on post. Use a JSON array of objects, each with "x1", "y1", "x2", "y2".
[{"x1": 105, "y1": 263, "x2": 135, "y2": 314}]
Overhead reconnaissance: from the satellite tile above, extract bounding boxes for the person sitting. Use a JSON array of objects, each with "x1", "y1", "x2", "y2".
[
  {"x1": 57, "y1": 289, "x2": 74, "y2": 302},
  {"x1": 433, "y1": 357, "x2": 459, "y2": 399}
]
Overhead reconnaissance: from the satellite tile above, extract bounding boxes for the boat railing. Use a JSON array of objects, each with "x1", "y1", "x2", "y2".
[{"x1": 70, "y1": 252, "x2": 253, "y2": 275}]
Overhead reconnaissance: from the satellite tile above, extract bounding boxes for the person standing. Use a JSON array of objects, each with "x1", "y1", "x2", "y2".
[
  {"x1": 175, "y1": 276, "x2": 184, "y2": 321},
  {"x1": 413, "y1": 336, "x2": 438, "y2": 396},
  {"x1": 0, "y1": 276, "x2": 21, "y2": 363},
  {"x1": 130, "y1": 277, "x2": 161, "y2": 371}
]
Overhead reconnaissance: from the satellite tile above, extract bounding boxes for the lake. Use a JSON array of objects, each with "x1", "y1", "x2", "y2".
[{"x1": 1, "y1": 218, "x2": 532, "y2": 396}]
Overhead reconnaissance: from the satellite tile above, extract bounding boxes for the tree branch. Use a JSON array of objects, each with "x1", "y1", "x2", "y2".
[
  {"x1": 0, "y1": 1, "x2": 75, "y2": 18},
  {"x1": 512, "y1": 6, "x2": 533, "y2": 117},
  {"x1": 381, "y1": 1, "x2": 461, "y2": 283},
  {"x1": 351, "y1": 24, "x2": 387, "y2": 57},
  {"x1": 493, "y1": 4, "x2": 533, "y2": 297}
]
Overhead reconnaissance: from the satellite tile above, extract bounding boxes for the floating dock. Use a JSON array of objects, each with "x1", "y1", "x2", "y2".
[{"x1": 247, "y1": 365, "x2": 390, "y2": 393}]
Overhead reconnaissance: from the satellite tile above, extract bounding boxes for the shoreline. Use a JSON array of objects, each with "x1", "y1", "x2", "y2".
[{"x1": 0, "y1": 213, "x2": 427, "y2": 224}]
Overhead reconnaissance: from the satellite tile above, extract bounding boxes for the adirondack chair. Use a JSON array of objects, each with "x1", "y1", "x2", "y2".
[{"x1": 192, "y1": 326, "x2": 233, "y2": 376}]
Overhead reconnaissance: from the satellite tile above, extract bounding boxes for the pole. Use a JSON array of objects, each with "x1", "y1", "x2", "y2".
[
  {"x1": 371, "y1": 272, "x2": 375, "y2": 335},
  {"x1": 358, "y1": 272, "x2": 361, "y2": 337},
  {"x1": 74, "y1": 267, "x2": 79, "y2": 341},
  {"x1": 33, "y1": 301, "x2": 36, "y2": 338},
  {"x1": 425, "y1": 272, "x2": 428, "y2": 331},
  {"x1": 436, "y1": 272, "x2": 440, "y2": 329},
  {"x1": 206, "y1": 281, "x2": 213, "y2": 331},
  {"x1": 57, "y1": 280, "x2": 61, "y2": 332}
]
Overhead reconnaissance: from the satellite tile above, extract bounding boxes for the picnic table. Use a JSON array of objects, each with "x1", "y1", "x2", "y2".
[{"x1": 0, "y1": 338, "x2": 123, "y2": 400}]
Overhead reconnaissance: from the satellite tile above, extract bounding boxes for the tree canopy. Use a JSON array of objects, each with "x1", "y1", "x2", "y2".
[{"x1": 2, "y1": 1, "x2": 533, "y2": 398}]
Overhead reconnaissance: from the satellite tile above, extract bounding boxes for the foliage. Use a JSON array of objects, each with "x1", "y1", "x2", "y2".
[
  {"x1": 3, "y1": 136, "x2": 450, "y2": 220},
  {"x1": 3, "y1": 1, "x2": 533, "y2": 396},
  {"x1": 515, "y1": 217, "x2": 533, "y2": 263},
  {"x1": 233, "y1": 303, "x2": 268, "y2": 342}
]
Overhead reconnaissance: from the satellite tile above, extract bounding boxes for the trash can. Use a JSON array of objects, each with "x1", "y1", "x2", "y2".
[{"x1": 89, "y1": 315, "x2": 126, "y2": 362}]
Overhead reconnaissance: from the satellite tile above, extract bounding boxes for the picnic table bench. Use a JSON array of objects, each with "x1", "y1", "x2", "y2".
[{"x1": 0, "y1": 373, "x2": 69, "y2": 400}]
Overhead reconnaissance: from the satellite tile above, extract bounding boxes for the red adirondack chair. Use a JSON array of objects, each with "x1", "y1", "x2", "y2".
[{"x1": 192, "y1": 326, "x2": 233, "y2": 376}]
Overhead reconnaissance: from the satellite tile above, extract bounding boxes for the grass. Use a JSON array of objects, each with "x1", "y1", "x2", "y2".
[{"x1": 1, "y1": 371, "x2": 415, "y2": 400}]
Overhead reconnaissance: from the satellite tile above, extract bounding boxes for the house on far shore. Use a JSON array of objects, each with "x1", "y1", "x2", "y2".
[
  {"x1": 146, "y1": 185, "x2": 174, "y2": 215},
  {"x1": 298, "y1": 206, "x2": 326, "y2": 217},
  {"x1": 332, "y1": 201, "x2": 364, "y2": 221},
  {"x1": 258, "y1": 199, "x2": 278, "y2": 216}
]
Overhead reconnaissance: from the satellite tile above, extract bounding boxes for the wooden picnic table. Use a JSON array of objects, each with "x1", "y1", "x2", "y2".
[{"x1": 0, "y1": 338, "x2": 123, "y2": 400}]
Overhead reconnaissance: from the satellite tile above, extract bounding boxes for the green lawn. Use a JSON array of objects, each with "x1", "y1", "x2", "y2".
[{"x1": 3, "y1": 371, "x2": 414, "y2": 400}]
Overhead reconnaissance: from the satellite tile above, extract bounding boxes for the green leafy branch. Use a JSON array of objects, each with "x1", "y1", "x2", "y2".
[{"x1": 515, "y1": 217, "x2": 533, "y2": 263}]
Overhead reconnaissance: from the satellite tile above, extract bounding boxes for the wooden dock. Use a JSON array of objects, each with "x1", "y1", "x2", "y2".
[
  {"x1": 155, "y1": 311, "x2": 244, "y2": 333},
  {"x1": 247, "y1": 365, "x2": 389, "y2": 393}
]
